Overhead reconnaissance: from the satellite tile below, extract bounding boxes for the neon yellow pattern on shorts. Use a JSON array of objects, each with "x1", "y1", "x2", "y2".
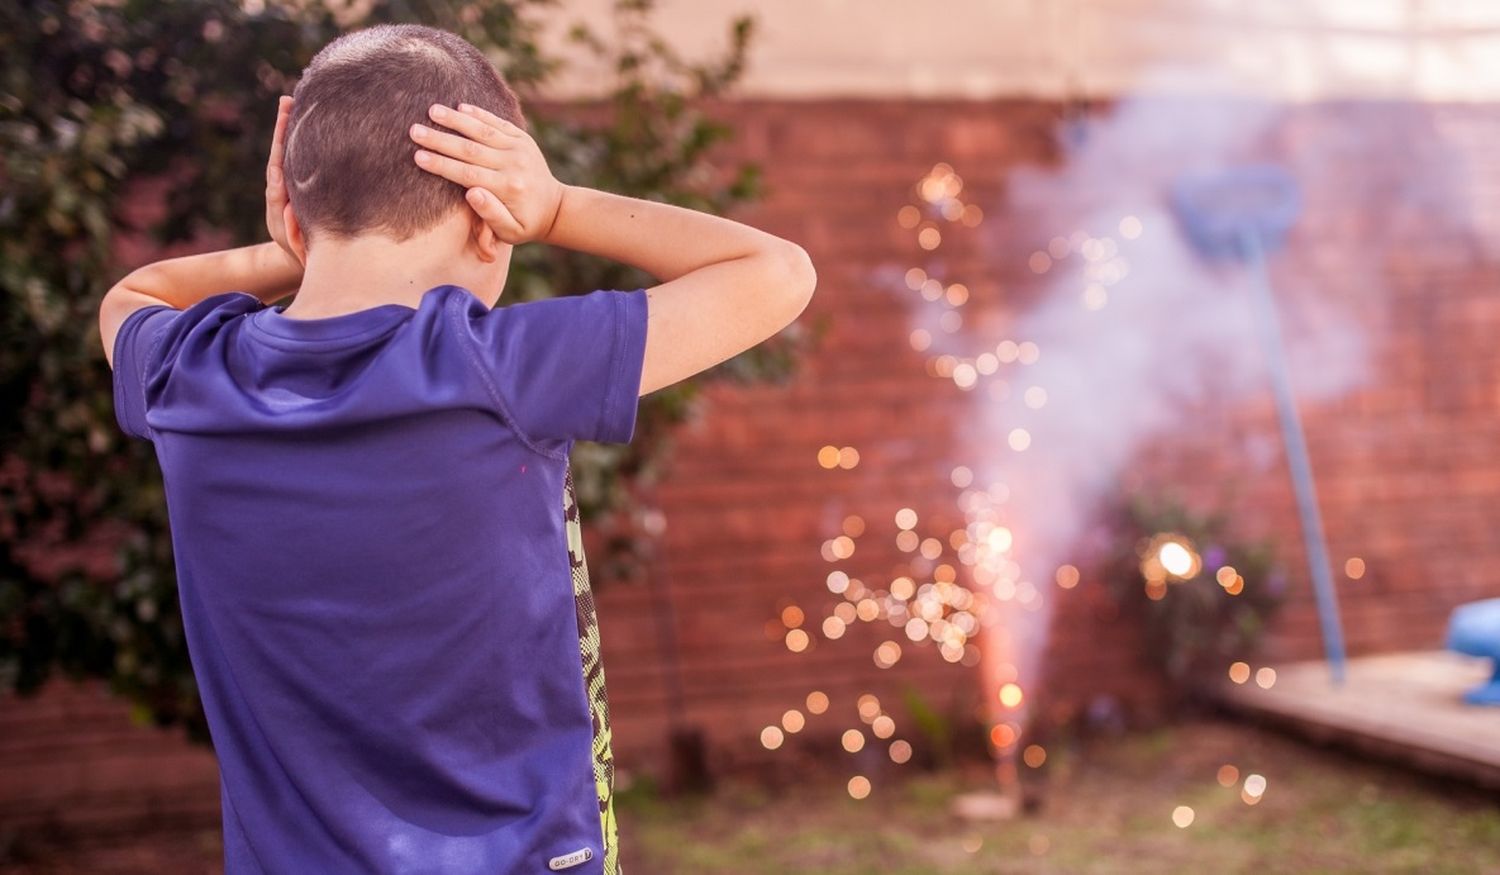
[{"x1": 562, "y1": 465, "x2": 618, "y2": 873}]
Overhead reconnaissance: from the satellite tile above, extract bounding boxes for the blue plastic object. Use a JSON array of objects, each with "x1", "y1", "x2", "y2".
[
  {"x1": 1446, "y1": 598, "x2": 1500, "y2": 706},
  {"x1": 1168, "y1": 164, "x2": 1349, "y2": 686},
  {"x1": 1169, "y1": 165, "x2": 1302, "y2": 259}
]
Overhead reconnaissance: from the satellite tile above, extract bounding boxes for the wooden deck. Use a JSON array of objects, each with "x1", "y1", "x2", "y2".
[{"x1": 1214, "y1": 650, "x2": 1500, "y2": 791}]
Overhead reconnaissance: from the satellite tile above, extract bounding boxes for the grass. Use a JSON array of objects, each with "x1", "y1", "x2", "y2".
[
  {"x1": 3, "y1": 717, "x2": 1494, "y2": 874},
  {"x1": 615, "y1": 717, "x2": 1500, "y2": 874}
]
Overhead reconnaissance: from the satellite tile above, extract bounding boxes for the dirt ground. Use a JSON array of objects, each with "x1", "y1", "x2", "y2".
[{"x1": 3, "y1": 717, "x2": 1497, "y2": 874}]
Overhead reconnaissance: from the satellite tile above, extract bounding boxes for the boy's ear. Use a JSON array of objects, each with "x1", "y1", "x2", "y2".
[
  {"x1": 284, "y1": 203, "x2": 308, "y2": 266},
  {"x1": 468, "y1": 209, "x2": 506, "y2": 264}
]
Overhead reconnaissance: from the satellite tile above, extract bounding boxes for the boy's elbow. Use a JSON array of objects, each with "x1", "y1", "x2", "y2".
[
  {"x1": 104, "y1": 265, "x2": 162, "y2": 305},
  {"x1": 772, "y1": 242, "x2": 817, "y2": 321}
]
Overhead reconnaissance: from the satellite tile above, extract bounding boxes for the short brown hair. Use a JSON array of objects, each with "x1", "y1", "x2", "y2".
[{"x1": 284, "y1": 23, "x2": 527, "y2": 243}]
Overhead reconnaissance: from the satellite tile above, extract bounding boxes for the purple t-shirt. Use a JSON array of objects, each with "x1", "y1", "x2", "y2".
[{"x1": 111, "y1": 283, "x2": 649, "y2": 874}]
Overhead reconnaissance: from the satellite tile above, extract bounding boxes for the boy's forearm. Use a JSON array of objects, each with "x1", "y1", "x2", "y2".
[
  {"x1": 541, "y1": 184, "x2": 798, "y2": 281},
  {"x1": 108, "y1": 242, "x2": 302, "y2": 310}
]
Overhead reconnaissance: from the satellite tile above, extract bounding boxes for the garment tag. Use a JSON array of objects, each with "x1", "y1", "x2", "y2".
[{"x1": 548, "y1": 847, "x2": 594, "y2": 870}]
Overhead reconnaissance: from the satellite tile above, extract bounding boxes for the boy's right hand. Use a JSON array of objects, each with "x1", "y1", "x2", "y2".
[
  {"x1": 409, "y1": 104, "x2": 566, "y2": 246},
  {"x1": 265, "y1": 95, "x2": 299, "y2": 267}
]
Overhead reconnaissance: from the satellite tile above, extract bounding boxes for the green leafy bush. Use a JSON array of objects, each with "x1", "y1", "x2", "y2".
[{"x1": 1092, "y1": 489, "x2": 1286, "y2": 710}]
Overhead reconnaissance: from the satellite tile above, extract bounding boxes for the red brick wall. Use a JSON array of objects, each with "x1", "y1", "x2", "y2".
[
  {"x1": 583, "y1": 96, "x2": 1500, "y2": 775},
  {"x1": 5, "y1": 97, "x2": 1498, "y2": 835},
  {"x1": 1118, "y1": 100, "x2": 1500, "y2": 657},
  {"x1": 0, "y1": 681, "x2": 219, "y2": 838}
]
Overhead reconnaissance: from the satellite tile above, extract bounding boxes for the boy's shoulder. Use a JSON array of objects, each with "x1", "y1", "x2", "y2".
[{"x1": 119, "y1": 291, "x2": 262, "y2": 366}]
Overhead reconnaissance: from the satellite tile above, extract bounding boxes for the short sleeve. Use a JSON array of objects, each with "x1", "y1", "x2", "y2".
[
  {"x1": 111, "y1": 304, "x2": 181, "y2": 441},
  {"x1": 455, "y1": 288, "x2": 650, "y2": 446}
]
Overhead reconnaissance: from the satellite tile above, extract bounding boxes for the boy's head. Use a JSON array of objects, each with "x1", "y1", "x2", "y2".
[{"x1": 283, "y1": 23, "x2": 526, "y2": 246}]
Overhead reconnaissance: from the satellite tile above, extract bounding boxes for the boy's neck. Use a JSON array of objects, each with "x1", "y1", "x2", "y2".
[{"x1": 284, "y1": 225, "x2": 505, "y2": 318}]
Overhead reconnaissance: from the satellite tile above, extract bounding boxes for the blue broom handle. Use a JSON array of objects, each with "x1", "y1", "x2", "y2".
[{"x1": 1240, "y1": 228, "x2": 1349, "y2": 685}]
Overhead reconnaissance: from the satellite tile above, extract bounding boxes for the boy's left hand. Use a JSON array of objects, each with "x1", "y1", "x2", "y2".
[{"x1": 408, "y1": 103, "x2": 565, "y2": 246}]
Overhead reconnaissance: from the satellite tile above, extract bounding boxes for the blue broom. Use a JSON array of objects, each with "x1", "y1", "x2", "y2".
[{"x1": 1169, "y1": 164, "x2": 1349, "y2": 685}]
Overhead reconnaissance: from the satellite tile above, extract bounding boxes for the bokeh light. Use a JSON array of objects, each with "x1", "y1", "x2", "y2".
[
  {"x1": 874, "y1": 640, "x2": 903, "y2": 668},
  {"x1": 1242, "y1": 773, "x2": 1268, "y2": 805},
  {"x1": 1217, "y1": 764, "x2": 1240, "y2": 786}
]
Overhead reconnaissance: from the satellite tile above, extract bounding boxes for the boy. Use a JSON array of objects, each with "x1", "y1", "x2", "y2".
[{"x1": 99, "y1": 23, "x2": 815, "y2": 875}]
